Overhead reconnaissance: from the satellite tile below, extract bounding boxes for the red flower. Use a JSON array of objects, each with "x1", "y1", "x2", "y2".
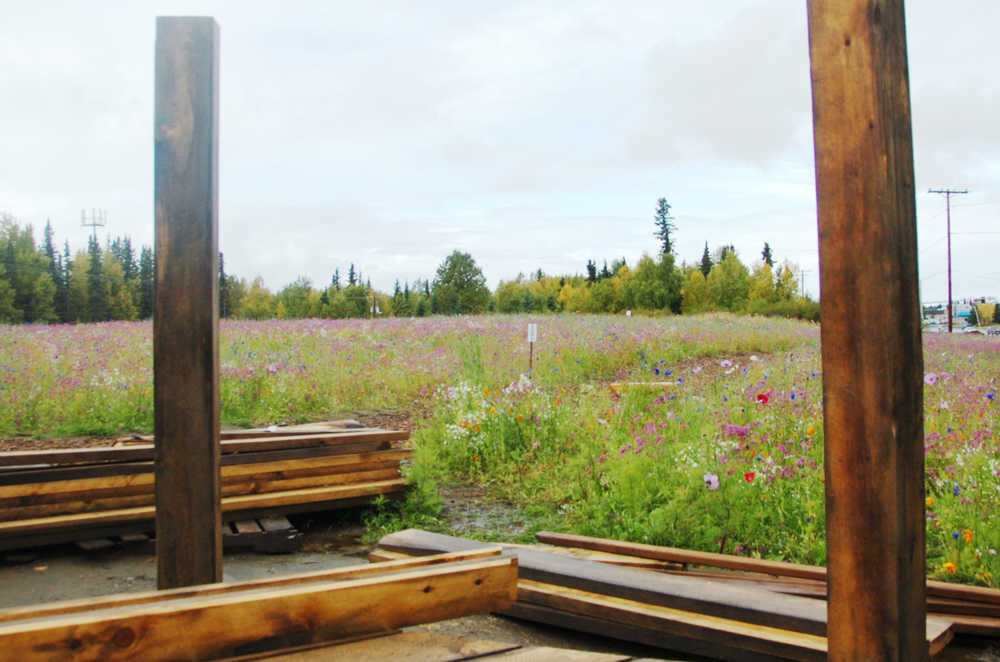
[
  {"x1": 756, "y1": 393, "x2": 769, "y2": 404},
  {"x1": 744, "y1": 472, "x2": 755, "y2": 483}
]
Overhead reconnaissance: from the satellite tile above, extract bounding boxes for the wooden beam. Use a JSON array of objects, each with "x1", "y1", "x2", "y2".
[
  {"x1": 0, "y1": 555, "x2": 518, "y2": 662},
  {"x1": 154, "y1": 16, "x2": 222, "y2": 588},
  {"x1": 806, "y1": 2, "x2": 926, "y2": 660},
  {"x1": 535, "y1": 531, "x2": 1000, "y2": 607}
]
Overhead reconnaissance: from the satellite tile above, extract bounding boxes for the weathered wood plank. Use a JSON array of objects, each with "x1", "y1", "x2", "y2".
[
  {"x1": 0, "y1": 479, "x2": 407, "y2": 537},
  {"x1": 0, "y1": 548, "x2": 504, "y2": 625},
  {"x1": 235, "y1": 632, "x2": 523, "y2": 662},
  {"x1": 154, "y1": 15, "x2": 222, "y2": 589},
  {"x1": 536, "y1": 531, "x2": 1000, "y2": 607},
  {"x1": 377, "y1": 529, "x2": 830, "y2": 636},
  {"x1": 0, "y1": 431, "x2": 408, "y2": 469},
  {"x1": 0, "y1": 555, "x2": 518, "y2": 662},
  {"x1": 518, "y1": 580, "x2": 827, "y2": 662},
  {"x1": 808, "y1": 1, "x2": 925, "y2": 659},
  {"x1": 505, "y1": 601, "x2": 781, "y2": 662}
]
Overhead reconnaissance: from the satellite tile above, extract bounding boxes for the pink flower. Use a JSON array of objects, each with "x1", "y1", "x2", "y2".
[
  {"x1": 924, "y1": 373, "x2": 938, "y2": 386},
  {"x1": 704, "y1": 472, "x2": 720, "y2": 490}
]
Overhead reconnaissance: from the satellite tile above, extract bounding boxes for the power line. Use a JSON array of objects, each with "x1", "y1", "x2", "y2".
[{"x1": 928, "y1": 188, "x2": 968, "y2": 333}]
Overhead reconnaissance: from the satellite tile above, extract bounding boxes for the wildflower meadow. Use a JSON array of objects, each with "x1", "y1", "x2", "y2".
[{"x1": 0, "y1": 314, "x2": 997, "y2": 586}]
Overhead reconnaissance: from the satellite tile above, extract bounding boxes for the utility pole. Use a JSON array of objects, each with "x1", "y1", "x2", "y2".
[
  {"x1": 929, "y1": 188, "x2": 968, "y2": 333},
  {"x1": 81, "y1": 208, "x2": 107, "y2": 242}
]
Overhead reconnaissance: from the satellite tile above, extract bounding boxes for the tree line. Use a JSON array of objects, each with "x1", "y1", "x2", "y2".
[{"x1": 0, "y1": 201, "x2": 817, "y2": 324}]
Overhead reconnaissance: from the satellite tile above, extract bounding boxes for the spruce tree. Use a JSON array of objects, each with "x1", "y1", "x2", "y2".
[
  {"x1": 654, "y1": 197, "x2": 676, "y2": 255},
  {"x1": 700, "y1": 242, "x2": 713, "y2": 277},
  {"x1": 219, "y1": 251, "x2": 230, "y2": 318},
  {"x1": 586, "y1": 260, "x2": 597, "y2": 283},
  {"x1": 138, "y1": 246, "x2": 155, "y2": 319},
  {"x1": 331, "y1": 268, "x2": 341, "y2": 290},
  {"x1": 761, "y1": 242, "x2": 774, "y2": 267},
  {"x1": 348, "y1": 263, "x2": 356, "y2": 286},
  {"x1": 86, "y1": 235, "x2": 108, "y2": 321}
]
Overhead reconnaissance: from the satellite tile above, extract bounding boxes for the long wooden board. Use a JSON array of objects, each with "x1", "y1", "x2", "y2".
[
  {"x1": 535, "y1": 531, "x2": 1000, "y2": 607},
  {"x1": 0, "y1": 479, "x2": 407, "y2": 538},
  {"x1": 377, "y1": 529, "x2": 830, "y2": 636},
  {"x1": 0, "y1": 554, "x2": 518, "y2": 662},
  {"x1": 0, "y1": 430, "x2": 408, "y2": 469}
]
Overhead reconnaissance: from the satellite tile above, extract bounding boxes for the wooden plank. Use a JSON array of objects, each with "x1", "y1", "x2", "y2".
[
  {"x1": 536, "y1": 532, "x2": 1000, "y2": 607},
  {"x1": 505, "y1": 601, "x2": 781, "y2": 662},
  {"x1": 0, "y1": 430, "x2": 408, "y2": 469},
  {"x1": 0, "y1": 479, "x2": 407, "y2": 537},
  {"x1": 377, "y1": 530, "x2": 830, "y2": 636},
  {"x1": 237, "y1": 632, "x2": 523, "y2": 662},
  {"x1": 518, "y1": 581, "x2": 953, "y2": 661},
  {"x1": 154, "y1": 15, "x2": 222, "y2": 589},
  {"x1": 518, "y1": 580, "x2": 827, "y2": 662},
  {"x1": 0, "y1": 548, "x2": 504, "y2": 625},
  {"x1": 0, "y1": 555, "x2": 518, "y2": 662},
  {"x1": 807, "y1": 2, "x2": 926, "y2": 660},
  {"x1": 372, "y1": 544, "x2": 680, "y2": 573}
]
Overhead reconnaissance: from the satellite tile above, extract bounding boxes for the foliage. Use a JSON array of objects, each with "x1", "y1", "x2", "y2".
[
  {"x1": 653, "y1": 197, "x2": 676, "y2": 256},
  {"x1": 2, "y1": 314, "x2": 997, "y2": 586},
  {"x1": 432, "y1": 251, "x2": 491, "y2": 315}
]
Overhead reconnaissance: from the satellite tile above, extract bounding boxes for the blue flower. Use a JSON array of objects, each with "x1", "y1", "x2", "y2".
[
  {"x1": 953, "y1": 532, "x2": 960, "y2": 539},
  {"x1": 953, "y1": 485, "x2": 960, "y2": 497},
  {"x1": 664, "y1": 369, "x2": 673, "y2": 377},
  {"x1": 790, "y1": 392, "x2": 796, "y2": 400}
]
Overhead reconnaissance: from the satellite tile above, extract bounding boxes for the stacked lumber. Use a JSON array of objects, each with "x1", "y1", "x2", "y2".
[
  {"x1": 374, "y1": 529, "x2": 960, "y2": 661},
  {"x1": 535, "y1": 531, "x2": 1000, "y2": 638},
  {"x1": 0, "y1": 422, "x2": 411, "y2": 551},
  {"x1": 0, "y1": 548, "x2": 518, "y2": 661}
]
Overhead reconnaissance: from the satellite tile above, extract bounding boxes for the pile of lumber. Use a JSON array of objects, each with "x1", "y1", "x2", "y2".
[
  {"x1": 0, "y1": 421, "x2": 411, "y2": 551},
  {"x1": 0, "y1": 548, "x2": 518, "y2": 661},
  {"x1": 374, "y1": 529, "x2": 1000, "y2": 661}
]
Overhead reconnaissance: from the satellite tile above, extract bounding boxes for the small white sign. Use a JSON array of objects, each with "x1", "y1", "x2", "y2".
[{"x1": 527, "y1": 323, "x2": 538, "y2": 343}]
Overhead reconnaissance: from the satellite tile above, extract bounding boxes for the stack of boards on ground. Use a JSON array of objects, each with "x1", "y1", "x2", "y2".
[
  {"x1": 0, "y1": 549, "x2": 526, "y2": 662},
  {"x1": 374, "y1": 529, "x2": 1000, "y2": 661},
  {"x1": 0, "y1": 420, "x2": 411, "y2": 551}
]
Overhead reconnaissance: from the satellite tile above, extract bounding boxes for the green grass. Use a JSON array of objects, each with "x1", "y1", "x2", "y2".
[{"x1": 1, "y1": 313, "x2": 996, "y2": 586}]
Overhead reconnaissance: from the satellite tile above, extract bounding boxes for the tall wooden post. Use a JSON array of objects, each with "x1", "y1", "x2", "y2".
[
  {"x1": 154, "y1": 16, "x2": 222, "y2": 589},
  {"x1": 807, "y1": 2, "x2": 926, "y2": 660}
]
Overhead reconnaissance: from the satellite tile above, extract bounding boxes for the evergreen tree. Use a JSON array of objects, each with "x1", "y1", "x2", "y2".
[
  {"x1": 700, "y1": 242, "x2": 713, "y2": 277},
  {"x1": 761, "y1": 242, "x2": 774, "y2": 268},
  {"x1": 138, "y1": 246, "x2": 155, "y2": 319},
  {"x1": 59, "y1": 241, "x2": 72, "y2": 322},
  {"x1": 86, "y1": 235, "x2": 107, "y2": 321},
  {"x1": 994, "y1": 302, "x2": 1000, "y2": 324},
  {"x1": 654, "y1": 197, "x2": 676, "y2": 255},
  {"x1": 219, "y1": 251, "x2": 231, "y2": 318},
  {"x1": 331, "y1": 268, "x2": 341, "y2": 290},
  {"x1": 599, "y1": 260, "x2": 611, "y2": 280},
  {"x1": 347, "y1": 263, "x2": 356, "y2": 286},
  {"x1": 42, "y1": 221, "x2": 67, "y2": 322},
  {"x1": 586, "y1": 259, "x2": 597, "y2": 283},
  {"x1": 432, "y1": 251, "x2": 490, "y2": 315}
]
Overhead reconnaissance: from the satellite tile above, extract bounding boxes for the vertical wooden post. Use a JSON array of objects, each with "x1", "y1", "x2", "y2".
[
  {"x1": 807, "y1": 2, "x2": 926, "y2": 660},
  {"x1": 154, "y1": 16, "x2": 222, "y2": 589}
]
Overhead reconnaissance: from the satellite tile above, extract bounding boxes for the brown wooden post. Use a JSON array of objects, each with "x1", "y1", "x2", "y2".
[
  {"x1": 807, "y1": 1, "x2": 926, "y2": 660},
  {"x1": 154, "y1": 16, "x2": 222, "y2": 588}
]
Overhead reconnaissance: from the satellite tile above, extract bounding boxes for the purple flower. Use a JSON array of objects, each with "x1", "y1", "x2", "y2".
[
  {"x1": 924, "y1": 373, "x2": 938, "y2": 386},
  {"x1": 987, "y1": 392, "x2": 995, "y2": 401},
  {"x1": 703, "y1": 472, "x2": 720, "y2": 490},
  {"x1": 725, "y1": 424, "x2": 750, "y2": 439}
]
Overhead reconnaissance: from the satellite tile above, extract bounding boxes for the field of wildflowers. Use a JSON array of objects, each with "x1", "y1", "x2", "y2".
[{"x1": 0, "y1": 314, "x2": 996, "y2": 586}]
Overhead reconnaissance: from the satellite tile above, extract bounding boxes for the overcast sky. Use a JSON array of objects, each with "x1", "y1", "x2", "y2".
[{"x1": 2, "y1": 1, "x2": 998, "y2": 301}]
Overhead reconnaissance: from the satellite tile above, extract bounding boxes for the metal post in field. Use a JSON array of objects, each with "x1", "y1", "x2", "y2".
[
  {"x1": 153, "y1": 16, "x2": 223, "y2": 589},
  {"x1": 807, "y1": 1, "x2": 926, "y2": 659}
]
